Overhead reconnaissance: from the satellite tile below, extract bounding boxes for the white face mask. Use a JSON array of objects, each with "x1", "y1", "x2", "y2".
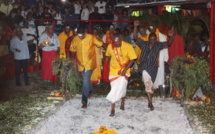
[{"x1": 78, "y1": 34, "x2": 83, "y2": 37}]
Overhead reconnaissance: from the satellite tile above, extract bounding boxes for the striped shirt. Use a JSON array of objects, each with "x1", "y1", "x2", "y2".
[{"x1": 137, "y1": 39, "x2": 165, "y2": 82}]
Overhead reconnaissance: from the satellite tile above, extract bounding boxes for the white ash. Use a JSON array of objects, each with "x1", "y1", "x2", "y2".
[{"x1": 35, "y1": 97, "x2": 194, "y2": 134}]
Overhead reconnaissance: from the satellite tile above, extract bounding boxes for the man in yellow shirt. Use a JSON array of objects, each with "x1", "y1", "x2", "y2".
[
  {"x1": 106, "y1": 34, "x2": 137, "y2": 116},
  {"x1": 70, "y1": 27, "x2": 105, "y2": 108},
  {"x1": 58, "y1": 25, "x2": 73, "y2": 58}
]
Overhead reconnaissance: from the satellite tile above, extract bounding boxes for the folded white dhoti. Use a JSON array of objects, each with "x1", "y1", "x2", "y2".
[
  {"x1": 106, "y1": 75, "x2": 129, "y2": 103},
  {"x1": 142, "y1": 70, "x2": 154, "y2": 94}
]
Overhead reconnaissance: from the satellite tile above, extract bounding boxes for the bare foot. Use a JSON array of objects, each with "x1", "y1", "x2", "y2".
[
  {"x1": 120, "y1": 105, "x2": 124, "y2": 110},
  {"x1": 81, "y1": 103, "x2": 87, "y2": 108},
  {"x1": 149, "y1": 103, "x2": 154, "y2": 111},
  {"x1": 109, "y1": 110, "x2": 115, "y2": 117},
  {"x1": 88, "y1": 93, "x2": 92, "y2": 99}
]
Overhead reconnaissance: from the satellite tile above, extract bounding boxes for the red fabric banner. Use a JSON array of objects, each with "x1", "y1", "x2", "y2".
[{"x1": 210, "y1": 2, "x2": 215, "y2": 86}]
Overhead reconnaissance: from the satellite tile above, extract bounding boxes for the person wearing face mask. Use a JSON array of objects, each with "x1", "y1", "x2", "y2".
[
  {"x1": 106, "y1": 34, "x2": 137, "y2": 117},
  {"x1": 133, "y1": 20, "x2": 175, "y2": 111},
  {"x1": 70, "y1": 27, "x2": 106, "y2": 108}
]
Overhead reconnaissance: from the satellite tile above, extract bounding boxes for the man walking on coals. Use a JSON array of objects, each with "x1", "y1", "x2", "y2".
[
  {"x1": 70, "y1": 27, "x2": 106, "y2": 108},
  {"x1": 133, "y1": 20, "x2": 175, "y2": 111},
  {"x1": 106, "y1": 34, "x2": 137, "y2": 116}
]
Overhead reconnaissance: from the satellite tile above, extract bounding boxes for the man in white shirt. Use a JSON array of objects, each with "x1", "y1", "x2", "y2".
[
  {"x1": 81, "y1": 3, "x2": 89, "y2": 29},
  {"x1": 21, "y1": 21, "x2": 37, "y2": 65},
  {"x1": 94, "y1": 0, "x2": 106, "y2": 15},
  {"x1": 74, "y1": 0, "x2": 81, "y2": 15},
  {"x1": 10, "y1": 27, "x2": 30, "y2": 86}
]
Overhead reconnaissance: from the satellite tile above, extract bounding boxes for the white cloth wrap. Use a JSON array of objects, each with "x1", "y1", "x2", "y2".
[
  {"x1": 142, "y1": 70, "x2": 154, "y2": 94},
  {"x1": 106, "y1": 75, "x2": 129, "y2": 103}
]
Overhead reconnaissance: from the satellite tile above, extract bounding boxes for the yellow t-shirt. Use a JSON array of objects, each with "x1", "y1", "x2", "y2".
[
  {"x1": 70, "y1": 34, "x2": 103, "y2": 72},
  {"x1": 106, "y1": 41, "x2": 137, "y2": 76},
  {"x1": 58, "y1": 31, "x2": 73, "y2": 57}
]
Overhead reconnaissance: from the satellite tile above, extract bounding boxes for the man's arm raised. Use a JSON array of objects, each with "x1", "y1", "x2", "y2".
[{"x1": 133, "y1": 20, "x2": 140, "y2": 43}]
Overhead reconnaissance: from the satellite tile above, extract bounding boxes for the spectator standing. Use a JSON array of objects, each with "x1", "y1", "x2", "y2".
[
  {"x1": 193, "y1": 34, "x2": 206, "y2": 54},
  {"x1": 58, "y1": 25, "x2": 73, "y2": 58},
  {"x1": 74, "y1": 0, "x2": 81, "y2": 20},
  {"x1": 94, "y1": 0, "x2": 106, "y2": 15},
  {"x1": 10, "y1": 27, "x2": 30, "y2": 86},
  {"x1": 80, "y1": 3, "x2": 89, "y2": 29},
  {"x1": 88, "y1": 0, "x2": 94, "y2": 13},
  {"x1": 26, "y1": 13, "x2": 36, "y2": 29},
  {"x1": 65, "y1": 27, "x2": 78, "y2": 57},
  {"x1": 90, "y1": 27, "x2": 103, "y2": 84},
  {"x1": 20, "y1": 4, "x2": 28, "y2": 19},
  {"x1": 38, "y1": 25, "x2": 60, "y2": 89},
  {"x1": 118, "y1": 9, "x2": 130, "y2": 31},
  {"x1": 168, "y1": 27, "x2": 184, "y2": 65},
  {"x1": 41, "y1": 7, "x2": 53, "y2": 25},
  {"x1": 106, "y1": 0, "x2": 116, "y2": 11},
  {"x1": 88, "y1": 7, "x2": 102, "y2": 32},
  {"x1": 53, "y1": 7, "x2": 63, "y2": 25},
  {"x1": 102, "y1": 6, "x2": 113, "y2": 31},
  {"x1": 0, "y1": 0, "x2": 13, "y2": 16},
  {"x1": 112, "y1": 10, "x2": 118, "y2": 29},
  {"x1": 21, "y1": 21, "x2": 37, "y2": 65},
  {"x1": 13, "y1": 8, "x2": 25, "y2": 26},
  {"x1": 122, "y1": 29, "x2": 132, "y2": 44},
  {"x1": 64, "y1": 9, "x2": 79, "y2": 28}
]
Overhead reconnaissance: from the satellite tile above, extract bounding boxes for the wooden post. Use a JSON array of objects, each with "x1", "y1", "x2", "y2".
[{"x1": 210, "y1": 2, "x2": 215, "y2": 86}]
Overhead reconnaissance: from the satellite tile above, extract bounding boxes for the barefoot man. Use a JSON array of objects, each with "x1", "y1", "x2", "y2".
[
  {"x1": 133, "y1": 20, "x2": 175, "y2": 111},
  {"x1": 106, "y1": 34, "x2": 137, "y2": 116}
]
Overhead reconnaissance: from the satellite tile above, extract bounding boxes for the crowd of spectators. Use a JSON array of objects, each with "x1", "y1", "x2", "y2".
[{"x1": 0, "y1": 0, "x2": 134, "y2": 43}]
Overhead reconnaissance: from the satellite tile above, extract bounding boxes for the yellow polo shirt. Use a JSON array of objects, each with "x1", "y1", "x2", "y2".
[
  {"x1": 58, "y1": 31, "x2": 73, "y2": 58},
  {"x1": 70, "y1": 34, "x2": 103, "y2": 72},
  {"x1": 106, "y1": 41, "x2": 137, "y2": 76}
]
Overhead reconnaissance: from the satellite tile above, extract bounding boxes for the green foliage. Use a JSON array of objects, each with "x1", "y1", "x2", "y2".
[
  {"x1": 172, "y1": 55, "x2": 212, "y2": 97},
  {"x1": 188, "y1": 104, "x2": 215, "y2": 134},
  {"x1": 52, "y1": 58, "x2": 82, "y2": 96},
  {"x1": 0, "y1": 95, "x2": 59, "y2": 134}
]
